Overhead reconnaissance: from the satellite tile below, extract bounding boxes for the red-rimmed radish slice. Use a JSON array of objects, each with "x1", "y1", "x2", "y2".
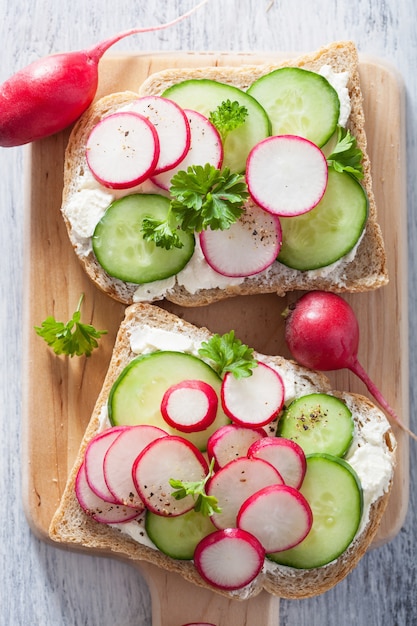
[
  {"x1": 75, "y1": 462, "x2": 143, "y2": 524},
  {"x1": 161, "y1": 379, "x2": 218, "y2": 433},
  {"x1": 207, "y1": 423, "x2": 267, "y2": 470},
  {"x1": 84, "y1": 427, "x2": 128, "y2": 503},
  {"x1": 237, "y1": 484, "x2": 313, "y2": 553},
  {"x1": 129, "y1": 96, "x2": 191, "y2": 174},
  {"x1": 246, "y1": 134, "x2": 328, "y2": 216},
  {"x1": 86, "y1": 111, "x2": 160, "y2": 189},
  {"x1": 206, "y1": 456, "x2": 283, "y2": 529},
  {"x1": 132, "y1": 435, "x2": 209, "y2": 516},
  {"x1": 194, "y1": 528, "x2": 265, "y2": 591},
  {"x1": 248, "y1": 436, "x2": 307, "y2": 489},
  {"x1": 221, "y1": 361, "x2": 285, "y2": 427},
  {"x1": 103, "y1": 425, "x2": 168, "y2": 508},
  {"x1": 152, "y1": 109, "x2": 223, "y2": 190},
  {"x1": 199, "y1": 203, "x2": 282, "y2": 277}
]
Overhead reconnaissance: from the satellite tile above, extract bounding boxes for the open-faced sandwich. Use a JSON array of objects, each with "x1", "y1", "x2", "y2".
[
  {"x1": 49, "y1": 303, "x2": 396, "y2": 599},
  {"x1": 60, "y1": 41, "x2": 388, "y2": 307}
]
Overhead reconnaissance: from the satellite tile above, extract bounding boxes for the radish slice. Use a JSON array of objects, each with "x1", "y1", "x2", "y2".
[
  {"x1": 152, "y1": 109, "x2": 223, "y2": 190},
  {"x1": 246, "y1": 134, "x2": 328, "y2": 216},
  {"x1": 75, "y1": 462, "x2": 143, "y2": 524},
  {"x1": 206, "y1": 457, "x2": 283, "y2": 529},
  {"x1": 103, "y1": 425, "x2": 168, "y2": 508},
  {"x1": 237, "y1": 484, "x2": 313, "y2": 553},
  {"x1": 86, "y1": 111, "x2": 160, "y2": 189},
  {"x1": 221, "y1": 361, "x2": 285, "y2": 427},
  {"x1": 207, "y1": 423, "x2": 267, "y2": 470},
  {"x1": 248, "y1": 437, "x2": 307, "y2": 489},
  {"x1": 199, "y1": 203, "x2": 282, "y2": 277},
  {"x1": 129, "y1": 96, "x2": 191, "y2": 174},
  {"x1": 161, "y1": 379, "x2": 218, "y2": 433},
  {"x1": 194, "y1": 528, "x2": 265, "y2": 591},
  {"x1": 84, "y1": 427, "x2": 128, "y2": 503},
  {"x1": 132, "y1": 435, "x2": 209, "y2": 516}
]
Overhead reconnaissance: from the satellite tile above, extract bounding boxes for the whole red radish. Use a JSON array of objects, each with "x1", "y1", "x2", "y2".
[
  {"x1": 0, "y1": 0, "x2": 208, "y2": 147},
  {"x1": 283, "y1": 290, "x2": 416, "y2": 440}
]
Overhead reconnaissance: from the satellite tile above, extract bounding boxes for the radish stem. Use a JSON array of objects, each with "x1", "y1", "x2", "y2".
[{"x1": 349, "y1": 358, "x2": 417, "y2": 441}]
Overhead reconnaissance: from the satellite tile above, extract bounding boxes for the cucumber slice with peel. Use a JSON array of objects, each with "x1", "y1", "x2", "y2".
[
  {"x1": 277, "y1": 392, "x2": 354, "y2": 457},
  {"x1": 92, "y1": 194, "x2": 195, "y2": 284},
  {"x1": 162, "y1": 79, "x2": 271, "y2": 173},
  {"x1": 108, "y1": 351, "x2": 230, "y2": 451},
  {"x1": 247, "y1": 67, "x2": 340, "y2": 147},
  {"x1": 267, "y1": 453, "x2": 363, "y2": 569},
  {"x1": 145, "y1": 508, "x2": 217, "y2": 559},
  {"x1": 277, "y1": 169, "x2": 368, "y2": 271}
]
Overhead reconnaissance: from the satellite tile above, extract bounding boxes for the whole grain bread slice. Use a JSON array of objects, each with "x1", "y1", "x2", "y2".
[
  {"x1": 49, "y1": 303, "x2": 396, "y2": 600},
  {"x1": 60, "y1": 41, "x2": 388, "y2": 307}
]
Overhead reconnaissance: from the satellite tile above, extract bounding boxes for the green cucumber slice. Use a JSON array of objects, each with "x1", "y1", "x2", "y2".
[
  {"x1": 267, "y1": 453, "x2": 363, "y2": 569},
  {"x1": 247, "y1": 67, "x2": 340, "y2": 147},
  {"x1": 146, "y1": 509, "x2": 217, "y2": 559},
  {"x1": 162, "y1": 79, "x2": 271, "y2": 173},
  {"x1": 92, "y1": 194, "x2": 195, "y2": 284},
  {"x1": 277, "y1": 169, "x2": 368, "y2": 271},
  {"x1": 108, "y1": 351, "x2": 230, "y2": 451},
  {"x1": 277, "y1": 393, "x2": 354, "y2": 457}
]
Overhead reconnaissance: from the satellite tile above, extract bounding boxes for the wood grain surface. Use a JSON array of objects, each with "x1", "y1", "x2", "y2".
[{"x1": 21, "y1": 52, "x2": 408, "y2": 625}]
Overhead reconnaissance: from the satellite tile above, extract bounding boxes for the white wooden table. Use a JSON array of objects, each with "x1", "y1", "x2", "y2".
[{"x1": 1, "y1": 0, "x2": 416, "y2": 624}]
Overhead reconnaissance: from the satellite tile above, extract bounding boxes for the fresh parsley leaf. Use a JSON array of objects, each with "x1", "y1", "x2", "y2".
[
  {"x1": 198, "y1": 330, "x2": 258, "y2": 379},
  {"x1": 169, "y1": 459, "x2": 221, "y2": 516},
  {"x1": 142, "y1": 216, "x2": 184, "y2": 249},
  {"x1": 141, "y1": 164, "x2": 248, "y2": 249},
  {"x1": 170, "y1": 164, "x2": 248, "y2": 232},
  {"x1": 34, "y1": 294, "x2": 107, "y2": 357},
  {"x1": 326, "y1": 126, "x2": 364, "y2": 180},
  {"x1": 209, "y1": 99, "x2": 249, "y2": 141}
]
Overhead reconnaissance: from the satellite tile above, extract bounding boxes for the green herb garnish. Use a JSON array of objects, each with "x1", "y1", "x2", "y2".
[
  {"x1": 34, "y1": 294, "x2": 107, "y2": 357},
  {"x1": 169, "y1": 458, "x2": 221, "y2": 516},
  {"x1": 198, "y1": 330, "x2": 258, "y2": 379},
  {"x1": 142, "y1": 164, "x2": 248, "y2": 250},
  {"x1": 209, "y1": 99, "x2": 249, "y2": 141},
  {"x1": 327, "y1": 126, "x2": 364, "y2": 180}
]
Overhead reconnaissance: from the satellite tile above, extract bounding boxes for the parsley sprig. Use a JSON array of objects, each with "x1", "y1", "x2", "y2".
[
  {"x1": 34, "y1": 294, "x2": 107, "y2": 357},
  {"x1": 142, "y1": 164, "x2": 248, "y2": 250},
  {"x1": 198, "y1": 330, "x2": 258, "y2": 379},
  {"x1": 326, "y1": 126, "x2": 364, "y2": 180},
  {"x1": 209, "y1": 99, "x2": 249, "y2": 141},
  {"x1": 169, "y1": 458, "x2": 221, "y2": 516}
]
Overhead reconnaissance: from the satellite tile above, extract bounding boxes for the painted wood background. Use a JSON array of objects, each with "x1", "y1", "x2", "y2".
[{"x1": 1, "y1": 0, "x2": 416, "y2": 624}]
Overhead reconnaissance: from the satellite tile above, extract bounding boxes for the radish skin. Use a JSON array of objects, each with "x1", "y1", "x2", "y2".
[
  {"x1": 284, "y1": 290, "x2": 417, "y2": 441},
  {"x1": 0, "y1": 0, "x2": 209, "y2": 147}
]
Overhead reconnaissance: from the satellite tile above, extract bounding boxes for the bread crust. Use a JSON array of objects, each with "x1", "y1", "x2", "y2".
[
  {"x1": 49, "y1": 303, "x2": 396, "y2": 600},
  {"x1": 60, "y1": 41, "x2": 388, "y2": 307}
]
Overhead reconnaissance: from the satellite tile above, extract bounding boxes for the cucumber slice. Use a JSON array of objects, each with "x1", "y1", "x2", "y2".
[
  {"x1": 267, "y1": 453, "x2": 363, "y2": 569},
  {"x1": 162, "y1": 79, "x2": 271, "y2": 173},
  {"x1": 277, "y1": 393, "x2": 354, "y2": 457},
  {"x1": 108, "y1": 351, "x2": 230, "y2": 451},
  {"x1": 146, "y1": 508, "x2": 217, "y2": 559},
  {"x1": 92, "y1": 194, "x2": 195, "y2": 283},
  {"x1": 247, "y1": 67, "x2": 340, "y2": 147},
  {"x1": 277, "y1": 169, "x2": 368, "y2": 271}
]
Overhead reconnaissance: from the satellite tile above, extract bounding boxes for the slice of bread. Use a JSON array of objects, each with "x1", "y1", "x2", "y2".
[
  {"x1": 60, "y1": 41, "x2": 388, "y2": 307},
  {"x1": 49, "y1": 303, "x2": 396, "y2": 600}
]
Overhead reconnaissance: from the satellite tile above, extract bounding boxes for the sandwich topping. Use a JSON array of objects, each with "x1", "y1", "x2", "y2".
[
  {"x1": 62, "y1": 64, "x2": 369, "y2": 302},
  {"x1": 77, "y1": 323, "x2": 395, "y2": 594}
]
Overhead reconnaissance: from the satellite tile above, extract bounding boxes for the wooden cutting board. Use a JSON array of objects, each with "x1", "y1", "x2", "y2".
[{"x1": 22, "y1": 52, "x2": 408, "y2": 626}]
